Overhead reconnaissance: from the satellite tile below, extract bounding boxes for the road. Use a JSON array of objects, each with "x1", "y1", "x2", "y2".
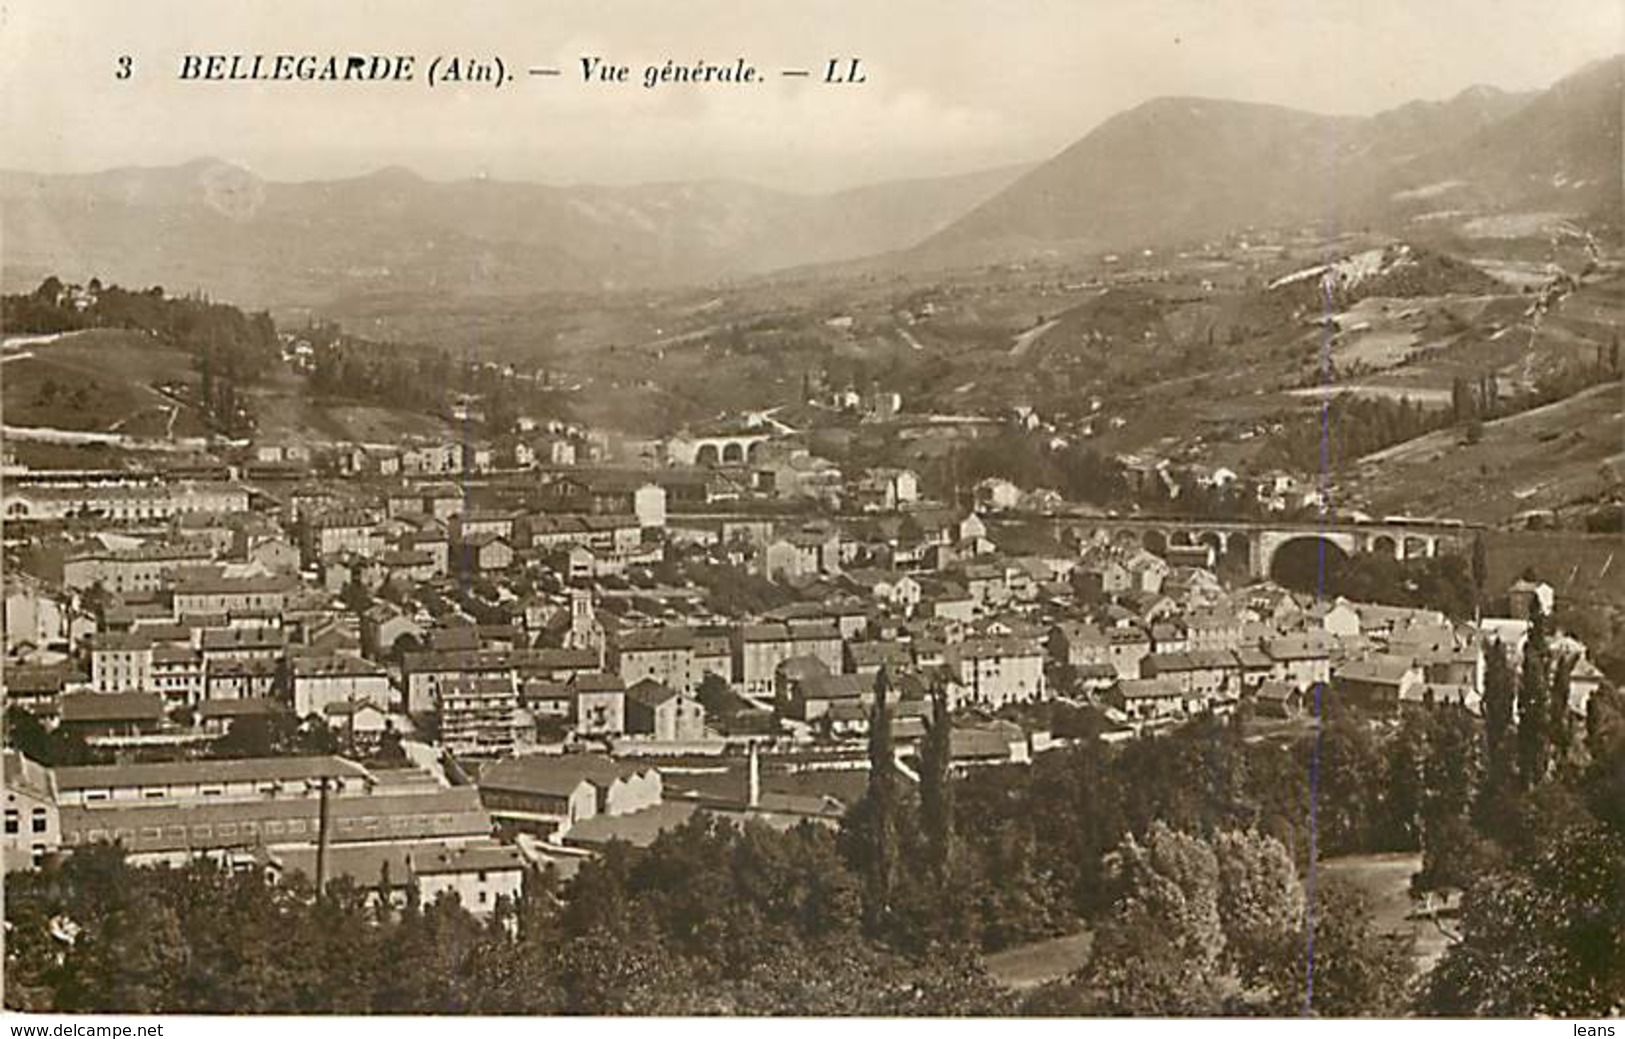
[{"x1": 1009, "y1": 319, "x2": 1060, "y2": 358}]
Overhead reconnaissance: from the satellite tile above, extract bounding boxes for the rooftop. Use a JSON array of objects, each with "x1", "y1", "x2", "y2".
[
  {"x1": 59, "y1": 692, "x2": 165, "y2": 723},
  {"x1": 54, "y1": 755, "x2": 368, "y2": 791},
  {"x1": 563, "y1": 801, "x2": 697, "y2": 849},
  {"x1": 478, "y1": 753, "x2": 653, "y2": 798}
]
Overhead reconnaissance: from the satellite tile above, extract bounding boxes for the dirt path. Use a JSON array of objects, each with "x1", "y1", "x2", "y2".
[{"x1": 1010, "y1": 318, "x2": 1060, "y2": 358}]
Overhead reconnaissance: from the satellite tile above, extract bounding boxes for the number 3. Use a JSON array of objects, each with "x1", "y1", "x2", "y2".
[{"x1": 116, "y1": 55, "x2": 132, "y2": 79}]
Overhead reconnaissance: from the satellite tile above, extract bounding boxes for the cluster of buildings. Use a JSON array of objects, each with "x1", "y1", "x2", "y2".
[
  {"x1": 2, "y1": 750, "x2": 524, "y2": 913},
  {"x1": 2, "y1": 420, "x2": 1609, "y2": 897}
]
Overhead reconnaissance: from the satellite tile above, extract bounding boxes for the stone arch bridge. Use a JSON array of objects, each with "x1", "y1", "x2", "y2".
[
  {"x1": 1048, "y1": 516, "x2": 1473, "y2": 579},
  {"x1": 665, "y1": 432, "x2": 775, "y2": 467}
]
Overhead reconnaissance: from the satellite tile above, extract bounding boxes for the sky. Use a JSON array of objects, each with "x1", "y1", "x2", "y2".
[{"x1": 2, "y1": 0, "x2": 1620, "y2": 193}]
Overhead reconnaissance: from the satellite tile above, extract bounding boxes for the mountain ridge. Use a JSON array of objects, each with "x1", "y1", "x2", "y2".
[
  {"x1": 0, "y1": 159, "x2": 1033, "y2": 303},
  {"x1": 914, "y1": 56, "x2": 1621, "y2": 264},
  {"x1": 2, "y1": 55, "x2": 1617, "y2": 304}
]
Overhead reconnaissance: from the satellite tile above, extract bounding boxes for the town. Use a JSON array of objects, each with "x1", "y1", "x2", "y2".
[
  {"x1": 3, "y1": 19, "x2": 1622, "y2": 1016},
  {"x1": 3, "y1": 313, "x2": 1609, "y2": 895}
]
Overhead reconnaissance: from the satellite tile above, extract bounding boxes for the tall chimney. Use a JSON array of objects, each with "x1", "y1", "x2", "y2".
[{"x1": 747, "y1": 741, "x2": 761, "y2": 809}]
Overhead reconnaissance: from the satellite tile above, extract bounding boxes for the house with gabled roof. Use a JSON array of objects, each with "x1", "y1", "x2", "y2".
[
  {"x1": 624, "y1": 679, "x2": 706, "y2": 742},
  {"x1": 1333, "y1": 654, "x2": 1425, "y2": 715},
  {"x1": 477, "y1": 753, "x2": 661, "y2": 837}
]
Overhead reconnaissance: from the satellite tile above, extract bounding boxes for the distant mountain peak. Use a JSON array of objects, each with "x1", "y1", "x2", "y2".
[
  {"x1": 0, "y1": 156, "x2": 1029, "y2": 303},
  {"x1": 357, "y1": 164, "x2": 426, "y2": 185},
  {"x1": 918, "y1": 54, "x2": 1618, "y2": 263},
  {"x1": 1451, "y1": 83, "x2": 1507, "y2": 102}
]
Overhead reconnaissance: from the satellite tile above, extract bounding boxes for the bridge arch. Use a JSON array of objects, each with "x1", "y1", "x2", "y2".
[
  {"x1": 1261, "y1": 531, "x2": 1357, "y2": 588},
  {"x1": 1142, "y1": 529, "x2": 1168, "y2": 556},
  {"x1": 695, "y1": 443, "x2": 720, "y2": 467},
  {"x1": 1370, "y1": 534, "x2": 1398, "y2": 559},
  {"x1": 722, "y1": 442, "x2": 746, "y2": 465}
]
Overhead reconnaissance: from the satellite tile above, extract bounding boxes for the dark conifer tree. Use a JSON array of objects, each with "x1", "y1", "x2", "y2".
[
  {"x1": 1548, "y1": 652, "x2": 1576, "y2": 773},
  {"x1": 1471, "y1": 533, "x2": 1489, "y2": 605},
  {"x1": 918, "y1": 675, "x2": 956, "y2": 879},
  {"x1": 1481, "y1": 638, "x2": 1516, "y2": 793},
  {"x1": 861, "y1": 666, "x2": 898, "y2": 935},
  {"x1": 1516, "y1": 601, "x2": 1552, "y2": 789}
]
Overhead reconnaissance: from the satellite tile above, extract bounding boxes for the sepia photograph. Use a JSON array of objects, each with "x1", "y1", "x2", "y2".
[{"x1": 0, "y1": 0, "x2": 1621, "y2": 1024}]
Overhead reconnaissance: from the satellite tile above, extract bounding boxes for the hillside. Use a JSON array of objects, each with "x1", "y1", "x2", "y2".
[
  {"x1": 917, "y1": 57, "x2": 1622, "y2": 266},
  {"x1": 0, "y1": 329, "x2": 210, "y2": 438},
  {"x1": 917, "y1": 98, "x2": 1370, "y2": 262},
  {"x1": 1267, "y1": 244, "x2": 1505, "y2": 309},
  {"x1": 3, "y1": 58, "x2": 1616, "y2": 304},
  {"x1": 1384, "y1": 56, "x2": 1625, "y2": 224},
  {"x1": 1344, "y1": 381, "x2": 1624, "y2": 525}
]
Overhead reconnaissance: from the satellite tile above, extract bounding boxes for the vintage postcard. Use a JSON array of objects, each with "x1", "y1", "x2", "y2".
[{"x1": 1, "y1": 0, "x2": 1621, "y2": 1024}]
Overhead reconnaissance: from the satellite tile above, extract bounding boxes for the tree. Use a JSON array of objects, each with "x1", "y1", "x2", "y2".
[
  {"x1": 696, "y1": 672, "x2": 739, "y2": 719},
  {"x1": 918, "y1": 675, "x2": 955, "y2": 880},
  {"x1": 295, "y1": 717, "x2": 342, "y2": 755},
  {"x1": 1077, "y1": 823, "x2": 1227, "y2": 1015},
  {"x1": 1476, "y1": 638, "x2": 1518, "y2": 837},
  {"x1": 1451, "y1": 375, "x2": 1475, "y2": 424},
  {"x1": 1517, "y1": 600, "x2": 1553, "y2": 789},
  {"x1": 1377, "y1": 710, "x2": 1427, "y2": 851},
  {"x1": 1414, "y1": 707, "x2": 1488, "y2": 896},
  {"x1": 1424, "y1": 822, "x2": 1625, "y2": 1016},
  {"x1": 1316, "y1": 715, "x2": 1385, "y2": 854},
  {"x1": 856, "y1": 666, "x2": 899, "y2": 935},
  {"x1": 341, "y1": 576, "x2": 372, "y2": 615},
  {"x1": 212, "y1": 713, "x2": 296, "y2": 758},
  {"x1": 1481, "y1": 639, "x2": 1515, "y2": 787},
  {"x1": 198, "y1": 351, "x2": 216, "y2": 419},
  {"x1": 376, "y1": 724, "x2": 406, "y2": 764},
  {"x1": 1213, "y1": 829, "x2": 1304, "y2": 1000},
  {"x1": 1470, "y1": 533, "x2": 1488, "y2": 604},
  {"x1": 4, "y1": 705, "x2": 102, "y2": 766},
  {"x1": 1300, "y1": 880, "x2": 1415, "y2": 1017}
]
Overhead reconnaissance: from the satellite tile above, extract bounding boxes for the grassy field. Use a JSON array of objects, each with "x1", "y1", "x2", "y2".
[
  {"x1": 1344, "y1": 381, "x2": 1623, "y2": 527},
  {"x1": 984, "y1": 930, "x2": 1094, "y2": 991},
  {"x1": 1, "y1": 329, "x2": 210, "y2": 437},
  {"x1": 234, "y1": 364, "x2": 457, "y2": 447},
  {"x1": 1317, "y1": 852, "x2": 1452, "y2": 976},
  {"x1": 1481, "y1": 529, "x2": 1625, "y2": 608},
  {"x1": 0, "y1": 326, "x2": 477, "y2": 449},
  {"x1": 981, "y1": 853, "x2": 1444, "y2": 993}
]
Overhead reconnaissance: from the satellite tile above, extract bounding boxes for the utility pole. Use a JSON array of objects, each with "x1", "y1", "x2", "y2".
[{"x1": 314, "y1": 775, "x2": 331, "y2": 898}]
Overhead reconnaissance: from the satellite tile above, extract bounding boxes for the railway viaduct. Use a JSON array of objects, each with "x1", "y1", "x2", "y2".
[{"x1": 1043, "y1": 515, "x2": 1473, "y2": 579}]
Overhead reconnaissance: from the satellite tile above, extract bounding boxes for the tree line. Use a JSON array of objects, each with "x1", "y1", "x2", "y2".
[
  {"x1": 3, "y1": 277, "x2": 277, "y2": 382},
  {"x1": 3, "y1": 276, "x2": 280, "y2": 435},
  {"x1": 7, "y1": 641, "x2": 1621, "y2": 1015}
]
